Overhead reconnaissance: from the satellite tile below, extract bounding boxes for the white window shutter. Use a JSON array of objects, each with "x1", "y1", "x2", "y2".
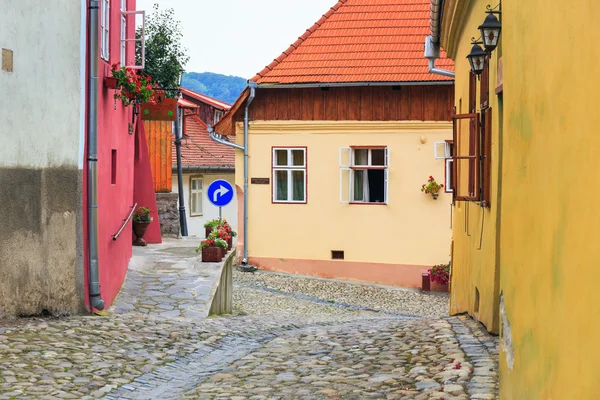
[
  {"x1": 434, "y1": 142, "x2": 447, "y2": 159},
  {"x1": 385, "y1": 147, "x2": 390, "y2": 167},
  {"x1": 384, "y1": 168, "x2": 389, "y2": 204},
  {"x1": 122, "y1": 10, "x2": 146, "y2": 69},
  {"x1": 339, "y1": 147, "x2": 352, "y2": 167},
  {"x1": 340, "y1": 168, "x2": 351, "y2": 203}
]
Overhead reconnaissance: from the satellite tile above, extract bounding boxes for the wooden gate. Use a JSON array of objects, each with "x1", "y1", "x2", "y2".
[{"x1": 144, "y1": 120, "x2": 172, "y2": 192}]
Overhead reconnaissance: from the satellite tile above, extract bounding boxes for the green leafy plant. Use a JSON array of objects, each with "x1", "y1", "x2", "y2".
[
  {"x1": 429, "y1": 262, "x2": 451, "y2": 285},
  {"x1": 421, "y1": 175, "x2": 444, "y2": 196},
  {"x1": 111, "y1": 64, "x2": 158, "y2": 106},
  {"x1": 132, "y1": 206, "x2": 152, "y2": 222},
  {"x1": 135, "y1": 4, "x2": 189, "y2": 94},
  {"x1": 203, "y1": 219, "x2": 221, "y2": 229}
]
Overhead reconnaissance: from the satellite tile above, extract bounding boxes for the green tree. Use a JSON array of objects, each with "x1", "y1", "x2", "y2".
[{"x1": 136, "y1": 4, "x2": 189, "y2": 94}]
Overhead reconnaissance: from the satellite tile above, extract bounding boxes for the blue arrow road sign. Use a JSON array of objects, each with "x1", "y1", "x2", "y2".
[{"x1": 207, "y1": 179, "x2": 234, "y2": 207}]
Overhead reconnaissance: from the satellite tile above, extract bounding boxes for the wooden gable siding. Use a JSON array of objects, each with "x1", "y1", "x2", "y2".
[
  {"x1": 238, "y1": 85, "x2": 454, "y2": 123},
  {"x1": 144, "y1": 120, "x2": 172, "y2": 193},
  {"x1": 182, "y1": 93, "x2": 215, "y2": 126}
]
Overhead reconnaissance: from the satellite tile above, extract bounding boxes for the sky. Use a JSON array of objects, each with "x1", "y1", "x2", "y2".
[{"x1": 136, "y1": 0, "x2": 335, "y2": 79}]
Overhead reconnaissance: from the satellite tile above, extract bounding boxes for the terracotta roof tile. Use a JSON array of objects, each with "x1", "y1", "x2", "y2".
[
  {"x1": 172, "y1": 114, "x2": 235, "y2": 168},
  {"x1": 252, "y1": 0, "x2": 453, "y2": 84}
]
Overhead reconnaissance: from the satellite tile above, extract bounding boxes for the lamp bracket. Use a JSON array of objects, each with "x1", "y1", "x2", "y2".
[
  {"x1": 471, "y1": 37, "x2": 484, "y2": 45},
  {"x1": 485, "y1": 3, "x2": 502, "y2": 14}
]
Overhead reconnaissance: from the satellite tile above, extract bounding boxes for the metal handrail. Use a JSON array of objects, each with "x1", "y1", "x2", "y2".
[{"x1": 112, "y1": 203, "x2": 137, "y2": 241}]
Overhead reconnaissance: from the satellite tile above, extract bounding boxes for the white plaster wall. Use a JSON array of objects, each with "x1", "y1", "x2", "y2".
[
  {"x1": 0, "y1": 1, "x2": 83, "y2": 168},
  {"x1": 172, "y1": 173, "x2": 238, "y2": 239}
]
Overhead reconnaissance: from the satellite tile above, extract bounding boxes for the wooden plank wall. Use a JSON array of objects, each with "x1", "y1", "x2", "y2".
[
  {"x1": 240, "y1": 85, "x2": 454, "y2": 122},
  {"x1": 144, "y1": 120, "x2": 172, "y2": 193}
]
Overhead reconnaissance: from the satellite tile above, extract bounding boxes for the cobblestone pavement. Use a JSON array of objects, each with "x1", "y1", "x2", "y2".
[{"x1": 0, "y1": 261, "x2": 498, "y2": 400}]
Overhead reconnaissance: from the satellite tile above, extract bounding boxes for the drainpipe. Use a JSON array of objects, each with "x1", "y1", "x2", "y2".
[
  {"x1": 425, "y1": 0, "x2": 455, "y2": 78},
  {"x1": 87, "y1": 0, "x2": 104, "y2": 311},
  {"x1": 209, "y1": 81, "x2": 256, "y2": 265}
]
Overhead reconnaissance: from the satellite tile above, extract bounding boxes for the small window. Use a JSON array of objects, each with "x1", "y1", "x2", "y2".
[
  {"x1": 190, "y1": 176, "x2": 203, "y2": 215},
  {"x1": 214, "y1": 110, "x2": 224, "y2": 125},
  {"x1": 340, "y1": 147, "x2": 389, "y2": 204},
  {"x1": 331, "y1": 250, "x2": 344, "y2": 260},
  {"x1": 272, "y1": 148, "x2": 306, "y2": 203},
  {"x1": 101, "y1": 0, "x2": 110, "y2": 61},
  {"x1": 120, "y1": 0, "x2": 127, "y2": 65},
  {"x1": 111, "y1": 149, "x2": 117, "y2": 185}
]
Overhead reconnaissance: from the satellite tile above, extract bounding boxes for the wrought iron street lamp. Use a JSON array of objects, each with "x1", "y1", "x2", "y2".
[
  {"x1": 466, "y1": 42, "x2": 487, "y2": 75},
  {"x1": 478, "y1": 6, "x2": 502, "y2": 53}
]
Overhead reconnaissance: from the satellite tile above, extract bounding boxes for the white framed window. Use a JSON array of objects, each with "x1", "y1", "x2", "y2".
[
  {"x1": 120, "y1": 0, "x2": 127, "y2": 65},
  {"x1": 121, "y1": 10, "x2": 146, "y2": 69},
  {"x1": 101, "y1": 0, "x2": 110, "y2": 61},
  {"x1": 214, "y1": 110, "x2": 224, "y2": 125},
  {"x1": 190, "y1": 176, "x2": 203, "y2": 215},
  {"x1": 340, "y1": 147, "x2": 389, "y2": 204},
  {"x1": 272, "y1": 148, "x2": 307, "y2": 203}
]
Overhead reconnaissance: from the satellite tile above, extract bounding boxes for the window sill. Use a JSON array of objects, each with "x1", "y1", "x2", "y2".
[
  {"x1": 349, "y1": 202, "x2": 387, "y2": 205},
  {"x1": 190, "y1": 213, "x2": 204, "y2": 217}
]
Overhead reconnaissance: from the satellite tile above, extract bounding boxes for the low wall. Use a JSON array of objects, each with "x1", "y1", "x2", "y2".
[
  {"x1": 209, "y1": 250, "x2": 234, "y2": 316},
  {"x1": 155, "y1": 193, "x2": 179, "y2": 237}
]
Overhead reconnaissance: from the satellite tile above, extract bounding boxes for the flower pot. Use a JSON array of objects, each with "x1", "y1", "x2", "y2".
[
  {"x1": 432, "y1": 192, "x2": 439, "y2": 200},
  {"x1": 227, "y1": 237, "x2": 232, "y2": 250},
  {"x1": 201, "y1": 246, "x2": 221, "y2": 262},
  {"x1": 205, "y1": 226, "x2": 212, "y2": 238},
  {"x1": 132, "y1": 220, "x2": 152, "y2": 246},
  {"x1": 431, "y1": 281, "x2": 449, "y2": 292},
  {"x1": 104, "y1": 76, "x2": 119, "y2": 89}
]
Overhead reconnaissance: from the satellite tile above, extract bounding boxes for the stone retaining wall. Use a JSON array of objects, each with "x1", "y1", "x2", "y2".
[{"x1": 155, "y1": 193, "x2": 179, "y2": 237}]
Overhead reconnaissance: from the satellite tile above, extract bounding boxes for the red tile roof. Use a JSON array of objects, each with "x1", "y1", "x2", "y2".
[
  {"x1": 252, "y1": 0, "x2": 453, "y2": 84},
  {"x1": 173, "y1": 114, "x2": 235, "y2": 168},
  {"x1": 179, "y1": 88, "x2": 232, "y2": 110},
  {"x1": 178, "y1": 98, "x2": 199, "y2": 109}
]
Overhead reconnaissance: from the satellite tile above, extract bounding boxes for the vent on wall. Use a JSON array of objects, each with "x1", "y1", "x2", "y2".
[{"x1": 331, "y1": 250, "x2": 344, "y2": 260}]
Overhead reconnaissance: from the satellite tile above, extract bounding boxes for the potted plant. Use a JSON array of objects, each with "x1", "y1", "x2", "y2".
[
  {"x1": 218, "y1": 219, "x2": 236, "y2": 250},
  {"x1": 208, "y1": 230, "x2": 229, "y2": 258},
  {"x1": 203, "y1": 219, "x2": 220, "y2": 238},
  {"x1": 421, "y1": 176, "x2": 444, "y2": 199},
  {"x1": 428, "y1": 262, "x2": 451, "y2": 292},
  {"x1": 197, "y1": 239, "x2": 221, "y2": 262},
  {"x1": 132, "y1": 206, "x2": 153, "y2": 246},
  {"x1": 110, "y1": 64, "x2": 158, "y2": 106}
]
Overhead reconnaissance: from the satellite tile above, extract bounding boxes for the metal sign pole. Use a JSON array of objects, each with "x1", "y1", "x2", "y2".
[{"x1": 219, "y1": 206, "x2": 222, "y2": 221}]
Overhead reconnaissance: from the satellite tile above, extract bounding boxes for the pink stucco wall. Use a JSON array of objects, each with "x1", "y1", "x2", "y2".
[{"x1": 84, "y1": 0, "x2": 157, "y2": 310}]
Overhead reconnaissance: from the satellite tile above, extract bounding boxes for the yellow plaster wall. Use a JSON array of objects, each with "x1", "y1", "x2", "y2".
[
  {"x1": 444, "y1": 0, "x2": 502, "y2": 334},
  {"x1": 443, "y1": 0, "x2": 600, "y2": 398},
  {"x1": 498, "y1": 1, "x2": 600, "y2": 398},
  {"x1": 235, "y1": 120, "x2": 452, "y2": 273}
]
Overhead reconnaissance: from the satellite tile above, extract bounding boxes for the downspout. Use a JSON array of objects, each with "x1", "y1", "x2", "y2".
[
  {"x1": 209, "y1": 81, "x2": 256, "y2": 265},
  {"x1": 87, "y1": 0, "x2": 104, "y2": 311},
  {"x1": 425, "y1": 0, "x2": 455, "y2": 78}
]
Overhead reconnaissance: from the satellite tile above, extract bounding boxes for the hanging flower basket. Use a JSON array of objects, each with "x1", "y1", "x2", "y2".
[
  {"x1": 104, "y1": 76, "x2": 119, "y2": 89},
  {"x1": 110, "y1": 63, "x2": 158, "y2": 106},
  {"x1": 421, "y1": 176, "x2": 444, "y2": 200}
]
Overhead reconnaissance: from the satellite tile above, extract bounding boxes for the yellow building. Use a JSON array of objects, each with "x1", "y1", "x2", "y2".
[
  {"x1": 214, "y1": 0, "x2": 456, "y2": 289},
  {"x1": 432, "y1": 0, "x2": 600, "y2": 398}
]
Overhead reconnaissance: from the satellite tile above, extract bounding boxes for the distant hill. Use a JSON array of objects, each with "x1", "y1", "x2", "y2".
[{"x1": 181, "y1": 72, "x2": 247, "y2": 105}]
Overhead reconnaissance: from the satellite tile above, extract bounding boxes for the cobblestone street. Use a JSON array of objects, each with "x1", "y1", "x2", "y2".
[{"x1": 0, "y1": 257, "x2": 498, "y2": 400}]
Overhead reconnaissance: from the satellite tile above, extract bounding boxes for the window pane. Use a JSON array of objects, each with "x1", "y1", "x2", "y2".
[
  {"x1": 191, "y1": 179, "x2": 197, "y2": 190},
  {"x1": 371, "y1": 149, "x2": 385, "y2": 166},
  {"x1": 191, "y1": 193, "x2": 197, "y2": 213},
  {"x1": 196, "y1": 192, "x2": 202, "y2": 213},
  {"x1": 275, "y1": 150, "x2": 288, "y2": 166},
  {"x1": 291, "y1": 150, "x2": 304, "y2": 166},
  {"x1": 275, "y1": 170, "x2": 288, "y2": 201},
  {"x1": 353, "y1": 170, "x2": 366, "y2": 201},
  {"x1": 354, "y1": 149, "x2": 368, "y2": 165},
  {"x1": 368, "y1": 169, "x2": 385, "y2": 203},
  {"x1": 197, "y1": 179, "x2": 202, "y2": 189},
  {"x1": 292, "y1": 171, "x2": 304, "y2": 201}
]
